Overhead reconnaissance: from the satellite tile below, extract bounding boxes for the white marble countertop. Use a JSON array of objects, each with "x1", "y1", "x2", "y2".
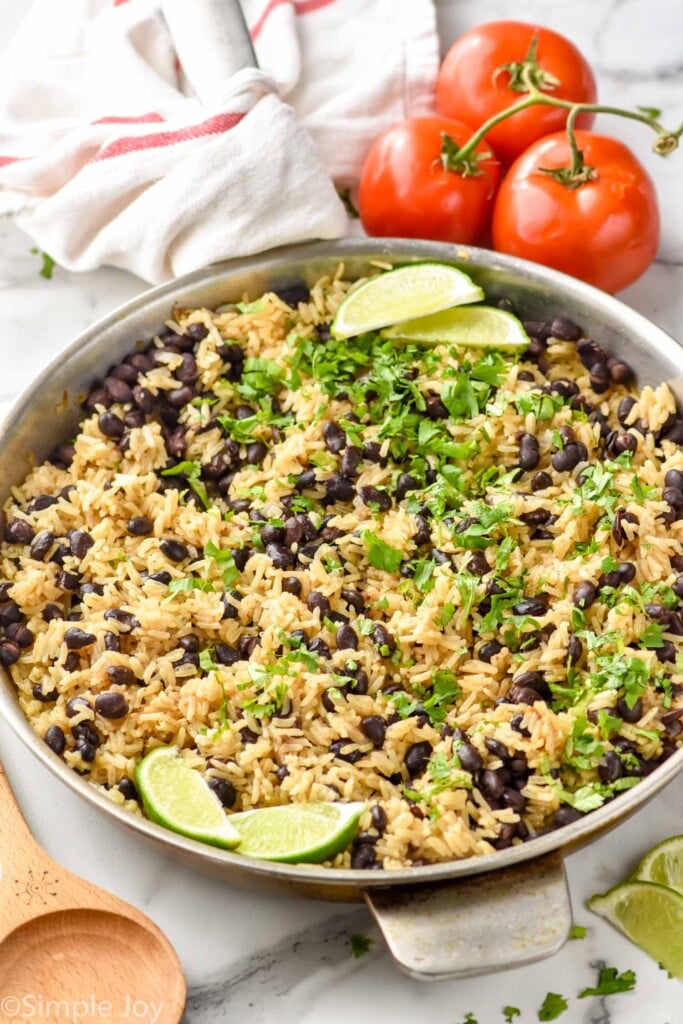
[{"x1": 1, "y1": 1, "x2": 683, "y2": 1021}]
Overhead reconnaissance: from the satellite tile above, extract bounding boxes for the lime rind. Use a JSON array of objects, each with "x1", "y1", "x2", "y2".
[
  {"x1": 230, "y1": 801, "x2": 365, "y2": 863},
  {"x1": 589, "y1": 879, "x2": 683, "y2": 979},
  {"x1": 330, "y1": 263, "x2": 484, "y2": 340},
  {"x1": 633, "y1": 834, "x2": 683, "y2": 894},
  {"x1": 382, "y1": 304, "x2": 530, "y2": 352},
  {"x1": 136, "y1": 746, "x2": 240, "y2": 850}
]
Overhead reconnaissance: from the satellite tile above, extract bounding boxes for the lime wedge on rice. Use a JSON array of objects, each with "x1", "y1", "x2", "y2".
[
  {"x1": 229, "y1": 801, "x2": 365, "y2": 863},
  {"x1": 330, "y1": 263, "x2": 484, "y2": 339},
  {"x1": 634, "y1": 834, "x2": 683, "y2": 894},
  {"x1": 589, "y1": 880, "x2": 683, "y2": 978},
  {"x1": 136, "y1": 746, "x2": 240, "y2": 849},
  {"x1": 383, "y1": 304, "x2": 530, "y2": 352}
]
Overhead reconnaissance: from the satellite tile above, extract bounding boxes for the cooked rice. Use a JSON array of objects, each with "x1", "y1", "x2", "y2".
[{"x1": 2, "y1": 267, "x2": 683, "y2": 869}]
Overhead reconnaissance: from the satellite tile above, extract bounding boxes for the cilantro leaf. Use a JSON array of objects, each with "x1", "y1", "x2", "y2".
[
  {"x1": 503, "y1": 1009, "x2": 521, "y2": 1023},
  {"x1": 515, "y1": 391, "x2": 563, "y2": 421},
  {"x1": 569, "y1": 924, "x2": 586, "y2": 940},
  {"x1": 579, "y1": 966, "x2": 636, "y2": 998},
  {"x1": 161, "y1": 460, "x2": 210, "y2": 509},
  {"x1": 362, "y1": 530, "x2": 403, "y2": 573},
  {"x1": 204, "y1": 540, "x2": 241, "y2": 588},
  {"x1": 413, "y1": 558, "x2": 436, "y2": 594},
  {"x1": 538, "y1": 992, "x2": 568, "y2": 1020},
  {"x1": 31, "y1": 247, "x2": 56, "y2": 279},
  {"x1": 349, "y1": 933, "x2": 374, "y2": 958},
  {"x1": 237, "y1": 357, "x2": 283, "y2": 400},
  {"x1": 163, "y1": 577, "x2": 214, "y2": 603}
]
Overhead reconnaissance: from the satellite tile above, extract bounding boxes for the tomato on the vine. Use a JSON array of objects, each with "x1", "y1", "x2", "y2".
[
  {"x1": 491, "y1": 131, "x2": 660, "y2": 293},
  {"x1": 358, "y1": 117, "x2": 501, "y2": 245},
  {"x1": 436, "y1": 21, "x2": 597, "y2": 165}
]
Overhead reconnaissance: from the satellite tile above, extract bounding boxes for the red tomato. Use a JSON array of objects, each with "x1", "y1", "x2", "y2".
[
  {"x1": 358, "y1": 117, "x2": 501, "y2": 245},
  {"x1": 436, "y1": 21, "x2": 597, "y2": 165},
  {"x1": 491, "y1": 131, "x2": 660, "y2": 294}
]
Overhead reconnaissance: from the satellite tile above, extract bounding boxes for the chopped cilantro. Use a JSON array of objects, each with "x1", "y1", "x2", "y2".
[
  {"x1": 639, "y1": 622, "x2": 665, "y2": 649},
  {"x1": 163, "y1": 577, "x2": 214, "y2": 603},
  {"x1": 204, "y1": 540, "x2": 241, "y2": 588},
  {"x1": 563, "y1": 716, "x2": 604, "y2": 770},
  {"x1": 413, "y1": 558, "x2": 437, "y2": 594},
  {"x1": 362, "y1": 530, "x2": 403, "y2": 573},
  {"x1": 514, "y1": 391, "x2": 564, "y2": 421},
  {"x1": 199, "y1": 648, "x2": 218, "y2": 672},
  {"x1": 423, "y1": 670, "x2": 460, "y2": 725},
  {"x1": 538, "y1": 992, "x2": 568, "y2": 1020},
  {"x1": 31, "y1": 247, "x2": 56, "y2": 279},
  {"x1": 578, "y1": 965, "x2": 636, "y2": 998},
  {"x1": 458, "y1": 1014, "x2": 479, "y2": 1024},
  {"x1": 235, "y1": 299, "x2": 264, "y2": 313},
  {"x1": 349, "y1": 933, "x2": 373, "y2": 958},
  {"x1": 437, "y1": 602, "x2": 456, "y2": 629},
  {"x1": 569, "y1": 924, "x2": 587, "y2": 940},
  {"x1": 630, "y1": 475, "x2": 658, "y2": 503},
  {"x1": 161, "y1": 460, "x2": 210, "y2": 509},
  {"x1": 237, "y1": 357, "x2": 284, "y2": 400},
  {"x1": 503, "y1": 1009, "x2": 521, "y2": 1023}
]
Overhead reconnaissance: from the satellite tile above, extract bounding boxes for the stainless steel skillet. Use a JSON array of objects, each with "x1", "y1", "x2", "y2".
[{"x1": 1, "y1": 239, "x2": 682, "y2": 980}]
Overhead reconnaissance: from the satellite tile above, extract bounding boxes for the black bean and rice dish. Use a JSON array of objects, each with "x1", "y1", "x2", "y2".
[{"x1": 2, "y1": 265, "x2": 683, "y2": 869}]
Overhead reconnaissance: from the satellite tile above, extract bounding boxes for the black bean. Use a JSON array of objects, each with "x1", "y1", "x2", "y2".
[
  {"x1": 26, "y1": 494, "x2": 58, "y2": 514},
  {"x1": 361, "y1": 715, "x2": 387, "y2": 748},
  {"x1": 42, "y1": 603, "x2": 63, "y2": 623},
  {"x1": 337, "y1": 624, "x2": 358, "y2": 650},
  {"x1": 94, "y1": 691, "x2": 129, "y2": 718},
  {"x1": 175, "y1": 352, "x2": 198, "y2": 384},
  {"x1": 306, "y1": 591, "x2": 331, "y2": 617},
  {"x1": 520, "y1": 508, "x2": 552, "y2": 527},
  {"x1": 321, "y1": 687, "x2": 340, "y2": 713},
  {"x1": 404, "y1": 741, "x2": 432, "y2": 778},
  {"x1": 103, "y1": 609, "x2": 139, "y2": 631},
  {"x1": 351, "y1": 844, "x2": 377, "y2": 869},
  {"x1": 454, "y1": 742, "x2": 481, "y2": 774},
  {"x1": 607, "y1": 358, "x2": 634, "y2": 385},
  {"x1": 616, "y1": 696, "x2": 642, "y2": 723},
  {"x1": 124, "y1": 409, "x2": 145, "y2": 430},
  {"x1": 215, "y1": 643, "x2": 239, "y2": 667},
  {"x1": 165, "y1": 385, "x2": 193, "y2": 409},
  {"x1": 657, "y1": 640, "x2": 677, "y2": 663},
  {"x1": 479, "y1": 640, "x2": 503, "y2": 663},
  {"x1": 294, "y1": 469, "x2": 316, "y2": 492},
  {"x1": 237, "y1": 635, "x2": 259, "y2": 659},
  {"x1": 523, "y1": 320, "x2": 552, "y2": 341},
  {"x1": 219, "y1": 592, "x2": 239, "y2": 622},
  {"x1": 370, "y1": 804, "x2": 387, "y2": 834},
  {"x1": 132, "y1": 385, "x2": 154, "y2": 413},
  {"x1": 512, "y1": 669, "x2": 547, "y2": 692},
  {"x1": 282, "y1": 576, "x2": 302, "y2": 597},
  {"x1": 484, "y1": 737, "x2": 510, "y2": 762},
  {"x1": 336, "y1": 590, "x2": 362, "y2": 616},
  {"x1": 330, "y1": 739, "x2": 364, "y2": 764},
  {"x1": 589, "y1": 363, "x2": 611, "y2": 394},
  {"x1": 67, "y1": 530, "x2": 93, "y2": 560},
  {"x1": 64, "y1": 627, "x2": 96, "y2": 650},
  {"x1": 395, "y1": 474, "x2": 419, "y2": 501},
  {"x1": 664, "y1": 486, "x2": 683, "y2": 511},
  {"x1": 323, "y1": 421, "x2": 346, "y2": 454},
  {"x1": 276, "y1": 765, "x2": 290, "y2": 783},
  {"x1": 413, "y1": 516, "x2": 431, "y2": 547},
  {"x1": 612, "y1": 508, "x2": 637, "y2": 546},
  {"x1": 554, "y1": 805, "x2": 582, "y2": 828},
  {"x1": 118, "y1": 777, "x2": 139, "y2": 801},
  {"x1": 518, "y1": 434, "x2": 541, "y2": 474},
  {"x1": 30, "y1": 530, "x2": 54, "y2": 561},
  {"x1": 618, "y1": 562, "x2": 636, "y2": 585},
  {"x1": 566, "y1": 635, "x2": 583, "y2": 666},
  {"x1": 573, "y1": 581, "x2": 598, "y2": 610},
  {"x1": 264, "y1": 543, "x2": 292, "y2": 570},
  {"x1": 479, "y1": 768, "x2": 504, "y2": 801},
  {"x1": 663, "y1": 420, "x2": 683, "y2": 444},
  {"x1": 43, "y1": 724, "x2": 66, "y2": 756},
  {"x1": 372, "y1": 623, "x2": 396, "y2": 656},
  {"x1": 530, "y1": 471, "x2": 553, "y2": 492},
  {"x1": 63, "y1": 651, "x2": 81, "y2": 672},
  {"x1": 645, "y1": 602, "x2": 671, "y2": 624},
  {"x1": 550, "y1": 316, "x2": 582, "y2": 341},
  {"x1": 127, "y1": 516, "x2": 153, "y2": 537},
  {"x1": 31, "y1": 682, "x2": 57, "y2": 702},
  {"x1": 551, "y1": 444, "x2": 584, "y2": 472},
  {"x1": 359, "y1": 485, "x2": 391, "y2": 512},
  {"x1": 160, "y1": 539, "x2": 188, "y2": 562},
  {"x1": 510, "y1": 715, "x2": 531, "y2": 737},
  {"x1": 597, "y1": 750, "x2": 623, "y2": 784},
  {"x1": 7, "y1": 624, "x2": 32, "y2": 652},
  {"x1": 308, "y1": 638, "x2": 331, "y2": 659},
  {"x1": 5, "y1": 518, "x2": 34, "y2": 545},
  {"x1": 512, "y1": 595, "x2": 548, "y2": 617},
  {"x1": 65, "y1": 696, "x2": 91, "y2": 720},
  {"x1": 105, "y1": 666, "x2": 136, "y2": 687},
  {"x1": 338, "y1": 446, "x2": 361, "y2": 478},
  {"x1": 503, "y1": 788, "x2": 526, "y2": 813},
  {"x1": 424, "y1": 393, "x2": 448, "y2": 420},
  {"x1": 260, "y1": 524, "x2": 285, "y2": 546},
  {"x1": 244, "y1": 440, "x2": 267, "y2": 465},
  {"x1": 98, "y1": 411, "x2": 125, "y2": 439},
  {"x1": 325, "y1": 474, "x2": 355, "y2": 503},
  {"x1": 74, "y1": 741, "x2": 96, "y2": 763},
  {"x1": 466, "y1": 550, "x2": 490, "y2": 577},
  {"x1": 208, "y1": 777, "x2": 237, "y2": 808}
]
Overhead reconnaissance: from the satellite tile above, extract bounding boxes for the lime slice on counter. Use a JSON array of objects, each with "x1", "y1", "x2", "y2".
[
  {"x1": 330, "y1": 263, "x2": 484, "y2": 339},
  {"x1": 634, "y1": 834, "x2": 683, "y2": 894},
  {"x1": 229, "y1": 801, "x2": 365, "y2": 863},
  {"x1": 589, "y1": 880, "x2": 683, "y2": 978},
  {"x1": 383, "y1": 304, "x2": 529, "y2": 352},
  {"x1": 136, "y1": 746, "x2": 240, "y2": 849}
]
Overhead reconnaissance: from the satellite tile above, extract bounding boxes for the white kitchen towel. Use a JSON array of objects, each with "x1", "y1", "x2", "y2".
[{"x1": 0, "y1": 0, "x2": 438, "y2": 283}]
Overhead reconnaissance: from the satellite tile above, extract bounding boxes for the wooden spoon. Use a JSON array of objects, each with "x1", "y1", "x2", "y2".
[{"x1": 0, "y1": 765, "x2": 186, "y2": 1022}]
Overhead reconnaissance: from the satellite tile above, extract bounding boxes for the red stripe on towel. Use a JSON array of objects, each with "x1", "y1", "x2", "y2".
[
  {"x1": 0, "y1": 156, "x2": 23, "y2": 167},
  {"x1": 251, "y1": 0, "x2": 336, "y2": 40},
  {"x1": 92, "y1": 111, "x2": 245, "y2": 161},
  {"x1": 92, "y1": 113, "x2": 165, "y2": 125}
]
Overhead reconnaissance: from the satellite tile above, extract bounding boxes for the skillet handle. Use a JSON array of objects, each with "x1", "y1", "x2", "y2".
[{"x1": 364, "y1": 851, "x2": 571, "y2": 981}]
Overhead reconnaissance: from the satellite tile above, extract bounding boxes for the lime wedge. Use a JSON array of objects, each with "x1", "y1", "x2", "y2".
[
  {"x1": 634, "y1": 834, "x2": 683, "y2": 895},
  {"x1": 330, "y1": 263, "x2": 484, "y2": 340},
  {"x1": 383, "y1": 304, "x2": 529, "y2": 352},
  {"x1": 589, "y1": 880, "x2": 683, "y2": 978},
  {"x1": 230, "y1": 801, "x2": 365, "y2": 863},
  {"x1": 135, "y1": 746, "x2": 240, "y2": 849}
]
